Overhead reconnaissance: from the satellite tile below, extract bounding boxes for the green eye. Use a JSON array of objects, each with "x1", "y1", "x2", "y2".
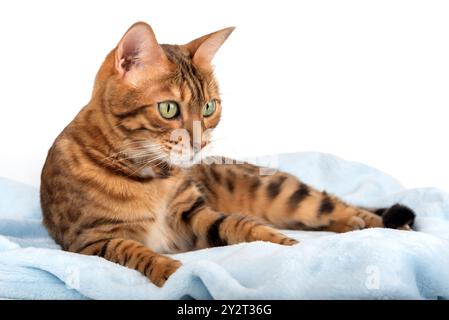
[
  {"x1": 203, "y1": 100, "x2": 216, "y2": 117},
  {"x1": 158, "y1": 101, "x2": 179, "y2": 119}
]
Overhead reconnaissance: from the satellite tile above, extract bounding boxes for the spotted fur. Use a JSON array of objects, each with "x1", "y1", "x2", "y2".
[{"x1": 41, "y1": 22, "x2": 414, "y2": 287}]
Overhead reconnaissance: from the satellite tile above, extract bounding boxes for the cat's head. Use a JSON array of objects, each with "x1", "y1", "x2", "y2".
[{"x1": 95, "y1": 22, "x2": 234, "y2": 171}]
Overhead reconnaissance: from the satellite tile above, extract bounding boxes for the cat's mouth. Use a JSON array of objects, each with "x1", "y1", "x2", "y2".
[{"x1": 129, "y1": 140, "x2": 211, "y2": 173}]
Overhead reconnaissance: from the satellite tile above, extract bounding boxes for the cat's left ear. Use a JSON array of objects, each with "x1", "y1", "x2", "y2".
[{"x1": 184, "y1": 27, "x2": 235, "y2": 69}]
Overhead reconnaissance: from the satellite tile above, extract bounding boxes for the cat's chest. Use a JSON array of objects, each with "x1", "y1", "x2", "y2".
[
  {"x1": 139, "y1": 179, "x2": 192, "y2": 253},
  {"x1": 142, "y1": 205, "x2": 191, "y2": 254}
]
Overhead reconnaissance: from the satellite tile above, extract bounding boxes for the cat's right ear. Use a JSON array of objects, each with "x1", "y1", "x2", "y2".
[{"x1": 115, "y1": 22, "x2": 169, "y2": 81}]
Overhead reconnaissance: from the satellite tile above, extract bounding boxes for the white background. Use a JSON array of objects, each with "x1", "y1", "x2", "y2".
[{"x1": 0, "y1": 0, "x2": 448, "y2": 191}]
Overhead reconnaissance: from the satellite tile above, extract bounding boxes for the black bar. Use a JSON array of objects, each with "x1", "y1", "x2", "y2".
[{"x1": 0, "y1": 300, "x2": 446, "y2": 318}]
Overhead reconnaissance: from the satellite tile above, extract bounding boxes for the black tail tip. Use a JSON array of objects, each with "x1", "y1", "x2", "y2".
[{"x1": 382, "y1": 204, "x2": 416, "y2": 229}]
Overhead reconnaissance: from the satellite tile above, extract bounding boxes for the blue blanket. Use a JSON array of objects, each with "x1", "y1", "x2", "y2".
[{"x1": 1, "y1": 152, "x2": 449, "y2": 299}]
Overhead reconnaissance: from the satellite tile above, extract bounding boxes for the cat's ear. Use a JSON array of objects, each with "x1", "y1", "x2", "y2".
[
  {"x1": 184, "y1": 27, "x2": 235, "y2": 69},
  {"x1": 115, "y1": 22, "x2": 169, "y2": 79}
]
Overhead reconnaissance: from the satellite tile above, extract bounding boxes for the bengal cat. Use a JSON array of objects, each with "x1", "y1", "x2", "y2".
[{"x1": 40, "y1": 22, "x2": 415, "y2": 287}]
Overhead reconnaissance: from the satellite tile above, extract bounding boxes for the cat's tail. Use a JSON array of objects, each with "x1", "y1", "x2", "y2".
[{"x1": 369, "y1": 204, "x2": 416, "y2": 229}]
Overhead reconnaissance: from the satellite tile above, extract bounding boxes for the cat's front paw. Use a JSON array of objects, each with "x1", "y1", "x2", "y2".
[
  {"x1": 264, "y1": 234, "x2": 299, "y2": 246},
  {"x1": 149, "y1": 257, "x2": 182, "y2": 287},
  {"x1": 251, "y1": 226, "x2": 299, "y2": 246},
  {"x1": 278, "y1": 237, "x2": 299, "y2": 246}
]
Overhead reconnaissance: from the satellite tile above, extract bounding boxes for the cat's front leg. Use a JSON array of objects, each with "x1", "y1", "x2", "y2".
[
  {"x1": 181, "y1": 204, "x2": 298, "y2": 248},
  {"x1": 75, "y1": 238, "x2": 181, "y2": 287}
]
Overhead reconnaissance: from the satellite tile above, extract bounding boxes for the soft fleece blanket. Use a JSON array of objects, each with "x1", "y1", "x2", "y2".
[{"x1": 1, "y1": 152, "x2": 449, "y2": 300}]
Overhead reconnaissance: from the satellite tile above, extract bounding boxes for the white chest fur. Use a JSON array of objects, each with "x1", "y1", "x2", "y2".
[
  {"x1": 142, "y1": 199, "x2": 190, "y2": 254},
  {"x1": 144, "y1": 222, "x2": 178, "y2": 253},
  {"x1": 140, "y1": 176, "x2": 192, "y2": 254}
]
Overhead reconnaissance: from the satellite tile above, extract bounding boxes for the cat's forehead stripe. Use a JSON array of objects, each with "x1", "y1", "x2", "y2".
[{"x1": 162, "y1": 45, "x2": 206, "y2": 106}]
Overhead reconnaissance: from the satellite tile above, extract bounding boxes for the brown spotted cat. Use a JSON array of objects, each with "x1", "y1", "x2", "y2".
[{"x1": 40, "y1": 22, "x2": 415, "y2": 287}]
